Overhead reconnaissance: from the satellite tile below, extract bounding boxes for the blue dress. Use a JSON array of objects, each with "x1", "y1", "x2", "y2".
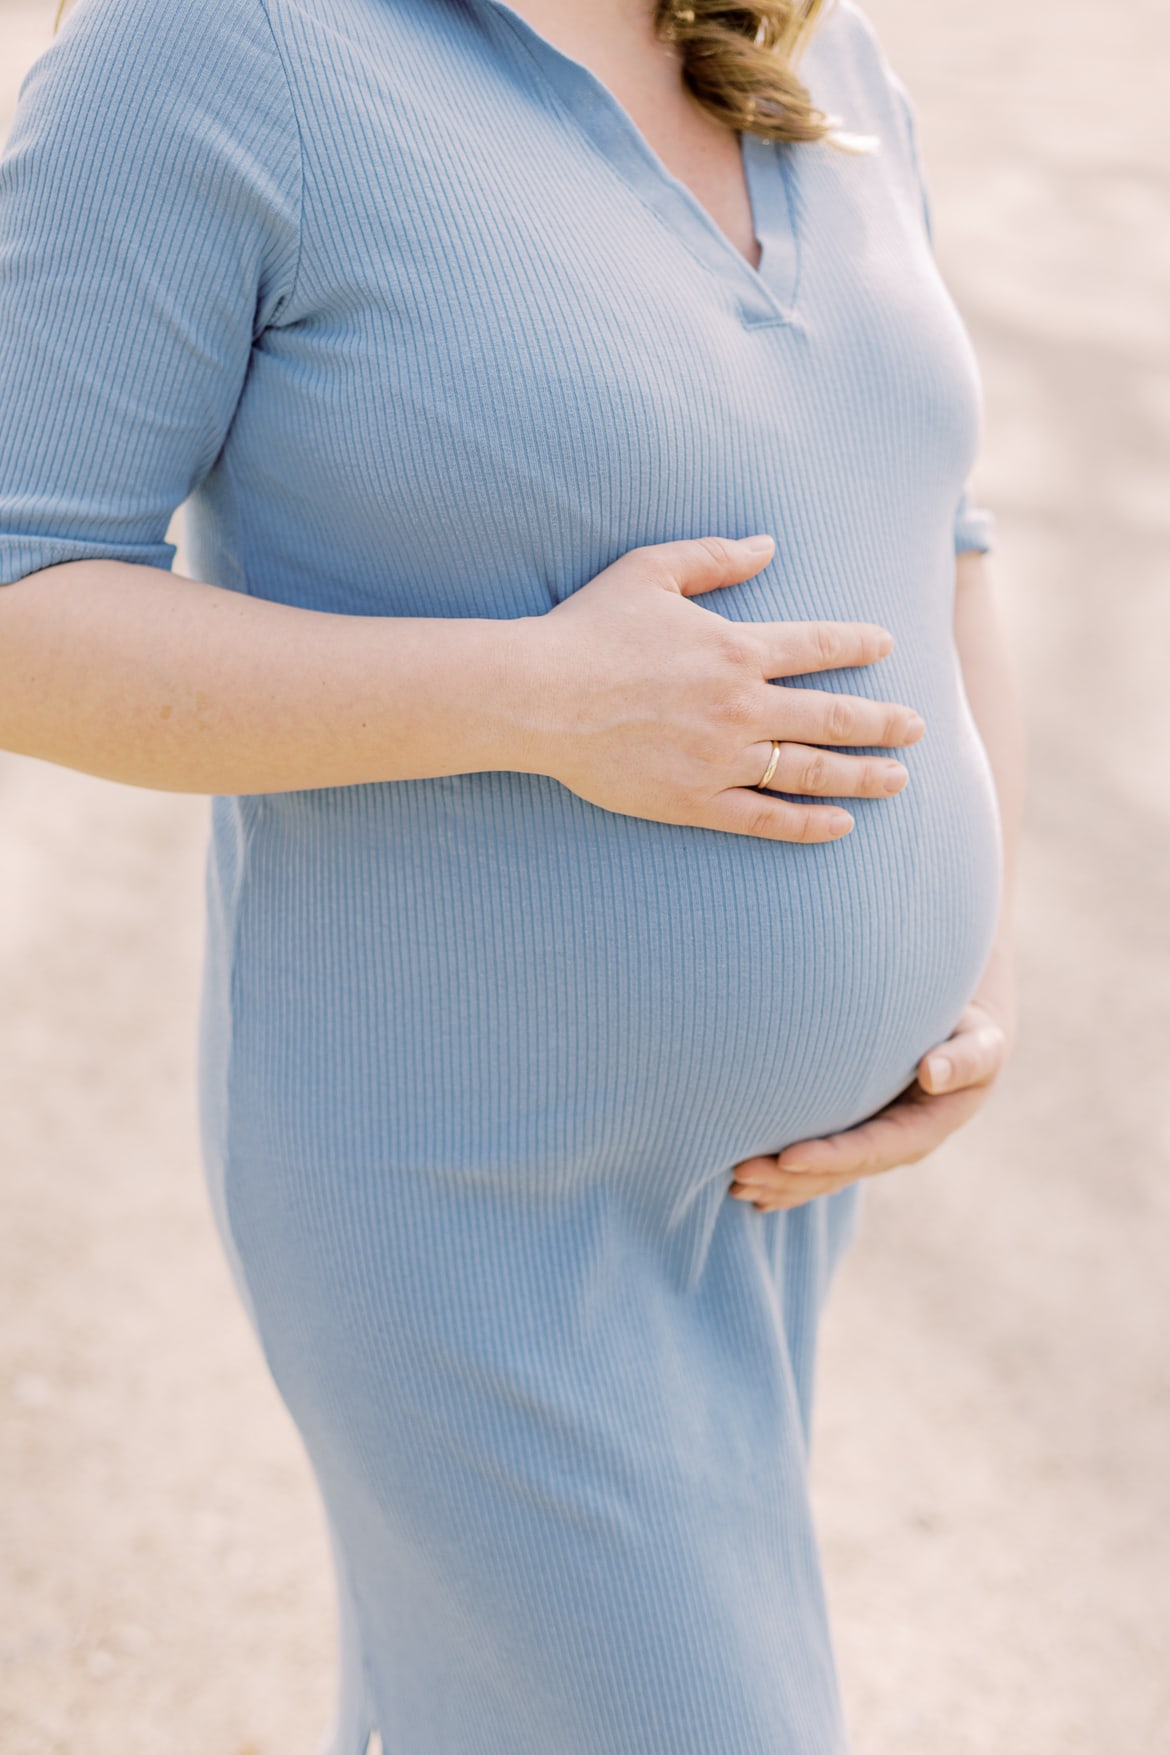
[{"x1": 0, "y1": 1, "x2": 1001, "y2": 1748}]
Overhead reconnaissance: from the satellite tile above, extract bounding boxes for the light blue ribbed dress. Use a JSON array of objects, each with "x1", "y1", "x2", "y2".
[{"x1": 0, "y1": 0, "x2": 1001, "y2": 1747}]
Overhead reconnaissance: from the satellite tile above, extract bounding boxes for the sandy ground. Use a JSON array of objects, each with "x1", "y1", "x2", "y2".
[{"x1": 1, "y1": 1, "x2": 1168, "y2": 1750}]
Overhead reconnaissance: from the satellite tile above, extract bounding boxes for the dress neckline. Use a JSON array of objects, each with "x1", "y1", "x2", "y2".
[{"x1": 470, "y1": 0, "x2": 805, "y2": 330}]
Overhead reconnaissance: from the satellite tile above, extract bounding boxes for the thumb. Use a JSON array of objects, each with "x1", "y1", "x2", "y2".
[{"x1": 639, "y1": 533, "x2": 775, "y2": 598}]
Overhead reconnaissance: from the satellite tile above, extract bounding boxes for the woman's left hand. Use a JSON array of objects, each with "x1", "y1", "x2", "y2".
[{"x1": 728, "y1": 1000, "x2": 1012, "y2": 1212}]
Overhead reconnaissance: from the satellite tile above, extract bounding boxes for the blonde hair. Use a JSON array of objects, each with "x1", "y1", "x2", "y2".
[
  {"x1": 654, "y1": 0, "x2": 842, "y2": 144},
  {"x1": 54, "y1": 0, "x2": 857, "y2": 149}
]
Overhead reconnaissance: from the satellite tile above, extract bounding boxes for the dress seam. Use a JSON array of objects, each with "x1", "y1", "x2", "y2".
[{"x1": 255, "y1": 0, "x2": 307, "y2": 324}]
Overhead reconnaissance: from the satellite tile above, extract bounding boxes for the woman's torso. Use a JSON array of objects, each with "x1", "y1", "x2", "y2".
[{"x1": 192, "y1": 0, "x2": 1002, "y2": 1212}]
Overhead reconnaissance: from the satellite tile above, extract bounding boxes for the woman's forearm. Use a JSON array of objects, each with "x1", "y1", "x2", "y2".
[
  {"x1": 953, "y1": 550, "x2": 1026, "y2": 1026},
  {"x1": 0, "y1": 559, "x2": 540, "y2": 794},
  {"x1": 0, "y1": 540, "x2": 930, "y2": 841}
]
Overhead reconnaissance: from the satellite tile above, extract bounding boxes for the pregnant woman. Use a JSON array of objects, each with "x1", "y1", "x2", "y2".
[{"x1": 0, "y1": 0, "x2": 1022, "y2": 1748}]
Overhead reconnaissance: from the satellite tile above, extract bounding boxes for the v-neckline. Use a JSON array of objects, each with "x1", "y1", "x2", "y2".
[{"x1": 474, "y1": 0, "x2": 804, "y2": 330}]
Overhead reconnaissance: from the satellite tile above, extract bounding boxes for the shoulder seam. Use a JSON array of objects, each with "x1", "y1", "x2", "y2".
[{"x1": 255, "y1": 0, "x2": 306, "y2": 323}]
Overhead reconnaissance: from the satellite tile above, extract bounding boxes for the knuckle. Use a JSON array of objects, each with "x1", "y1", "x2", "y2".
[
  {"x1": 745, "y1": 801, "x2": 783, "y2": 839},
  {"x1": 865, "y1": 758, "x2": 893, "y2": 793},
  {"x1": 690, "y1": 728, "x2": 728, "y2": 769},
  {"x1": 791, "y1": 805, "x2": 822, "y2": 844},
  {"x1": 710, "y1": 685, "x2": 754, "y2": 732},
  {"x1": 713, "y1": 621, "x2": 754, "y2": 673},
  {"x1": 695, "y1": 534, "x2": 731, "y2": 568},
  {"x1": 827, "y1": 698, "x2": 855, "y2": 741},
  {"x1": 799, "y1": 752, "x2": 828, "y2": 793},
  {"x1": 813, "y1": 622, "x2": 842, "y2": 665}
]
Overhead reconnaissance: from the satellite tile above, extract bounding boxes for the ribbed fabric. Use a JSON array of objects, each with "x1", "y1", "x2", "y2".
[{"x1": 0, "y1": 2, "x2": 1001, "y2": 1750}]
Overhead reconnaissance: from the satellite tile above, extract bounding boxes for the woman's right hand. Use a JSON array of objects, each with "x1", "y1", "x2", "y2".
[{"x1": 513, "y1": 533, "x2": 925, "y2": 843}]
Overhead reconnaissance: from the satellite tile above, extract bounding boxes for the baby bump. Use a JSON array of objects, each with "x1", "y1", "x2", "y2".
[{"x1": 212, "y1": 690, "x2": 1001, "y2": 1192}]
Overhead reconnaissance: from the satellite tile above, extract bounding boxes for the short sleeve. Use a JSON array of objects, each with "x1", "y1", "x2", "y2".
[
  {"x1": 0, "y1": 0, "x2": 302, "y2": 586},
  {"x1": 887, "y1": 71, "x2": 996, "y2": 558}
]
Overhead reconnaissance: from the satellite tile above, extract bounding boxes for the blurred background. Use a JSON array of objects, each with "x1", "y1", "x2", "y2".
[{"x1": 1, "y1": 0, "x2": 1167, "y2": 1750}]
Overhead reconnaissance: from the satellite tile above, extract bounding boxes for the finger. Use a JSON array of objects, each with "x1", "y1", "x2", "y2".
[
  {"x1": 741, "y1": 740, "x2": 908, "y2": 799},
  {"x1": 734, "y1": 1092, "x2": 942, "y2": 1184},
  {"x1": 639, "y1": 534, "x2": 776, "y2": 597},
  {"x1": 764, "y1": 687, "x2": 926, "y2": 750},
  {"x1": 701, "y1": 787, "x2": 854, "y2": 845},
  {"x1": 730, "y1": 1156, "x2": 860, "y2": 1195},
  {"x1": 750, "y1": 619, "x2": 896, "y2": 678},
  {"x1": 730, "y1": 1177, "x2": 839, "y2": 1213},
  {"x1": 918, "y1": 1024, "x2": 1006, "y2": 1095},
  {"x1": 770, "y1": 1086, "x2": 984, "y2": 1178},
  {"x1": 731, "y1": 1176, "x2": 848, "y2": 1213}
]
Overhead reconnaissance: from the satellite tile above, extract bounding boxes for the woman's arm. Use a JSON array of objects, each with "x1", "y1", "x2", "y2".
[
  {"x1": 730, "y1": 549, "x2": 1026, "y2": 1209},
  {"x1": 0, "y1": 2, "x2": 925, "y2": 836},
  {"x1": 0, "y1": 543, "x2": 924, "y2": 840},
  {"x1": 0, "y1": 557, "x2": 541, "y2": 793}
]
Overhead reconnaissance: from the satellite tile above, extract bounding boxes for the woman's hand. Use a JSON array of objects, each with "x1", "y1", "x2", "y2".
[
  {"x1": 514, "y1": 533, "x2": 925, "y2": 844},
  {"x1": 727, "y1": 999, "x2": 1012, "y2": 1212}
]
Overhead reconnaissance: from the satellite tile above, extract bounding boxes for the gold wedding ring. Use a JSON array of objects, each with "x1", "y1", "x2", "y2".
[{"x1": 755, "y1": 740, "x2": 783, "y2": 791}]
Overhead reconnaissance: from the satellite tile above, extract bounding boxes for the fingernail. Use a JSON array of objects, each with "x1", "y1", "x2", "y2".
[
  {"x1": 738, "y1": 534, "x2": 774, "y2": 555},
  {"x1": 906, "y1": 713, "x2": 926, "y2": 738},
  {"x1": 828, "y1": 811, "x2": 854, "y2": 837},
  {"x1": 928, "y1": 1055, "x2": 952, "y2": 1087},
  {"x1": 882, "y1": 763, "x2": 908, "y2": 793}
]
